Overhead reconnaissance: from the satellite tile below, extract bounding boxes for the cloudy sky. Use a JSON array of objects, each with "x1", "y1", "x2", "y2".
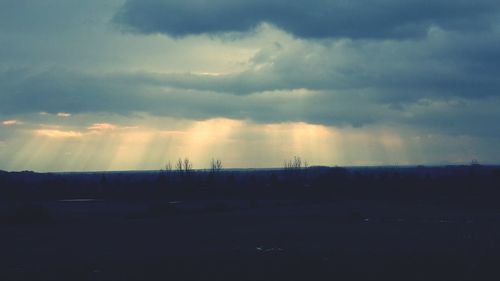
[{"x1": 1, "y1": 0, "x2": 499, "y2": 171}]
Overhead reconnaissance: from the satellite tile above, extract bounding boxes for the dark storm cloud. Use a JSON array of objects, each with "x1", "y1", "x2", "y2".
[
  {"x1": 0, "y1": 67, "x2": 382, "y2": 126},
  {"x1": 113, "y1": 0, "x2": 499, "y2": 39},
  {"x1": 109, "y1": 0, "x2": 500, "y2": 116},
  {"x1": 0, "y1": 67, "x2": 247, "y2": 119},
  {"x1": 1, "y1": 67, "x2": 499, "y2": 137},
  {"x1": 107, "y1": 26, "x2": 500, "y2": 103}
]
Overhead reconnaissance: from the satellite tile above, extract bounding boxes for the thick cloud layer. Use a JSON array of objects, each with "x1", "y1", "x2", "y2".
[
  {"x1": 113, "y1": 0, "x2": 500, "y2": 39},
  {"x1": 2, "y1": 66, "x2": 500, "y2": 138}
]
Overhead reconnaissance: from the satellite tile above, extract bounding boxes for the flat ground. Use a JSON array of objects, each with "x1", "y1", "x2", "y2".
[{"x1": 1, "y1": 198, "x2": 500, "y2": 280}]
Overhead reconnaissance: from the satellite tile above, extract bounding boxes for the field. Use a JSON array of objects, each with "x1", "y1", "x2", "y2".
[{"x1": 1, "y1": 166, "x2": 500, "y2": 280}]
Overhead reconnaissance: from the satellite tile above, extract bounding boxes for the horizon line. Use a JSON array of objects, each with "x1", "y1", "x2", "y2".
[{"x1": 3, "y1": 163, "x2": 499, "y2": 174}]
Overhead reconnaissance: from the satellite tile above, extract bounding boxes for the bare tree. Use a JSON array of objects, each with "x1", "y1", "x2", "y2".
[
  {"x1": 158, "y1": 161, "x2": 173, "y2": 184},
  {"x1": 165, "y1": 161, "x2": 172, "y2": 172},
  {"x1": 183, "y1": 158, "x2": 193, "y2": 172},
  {"x1": 284, "y1": 156, "x2": 309, "y2": 183},
  {"x1": 284, "y1": 156, "x2": 304, "y2": 171},
  {"x1": 294, "y1": 156, "x2": 302, "y2": 169},
  {"x1": 175, "y1": 158, "x2": 194, "y2": 185},
  {"x1": 176, "y1": 158, "x2": 183, "y2": 172},
  {"x1": 176, "y1": 157, "x2": 193, "y2": 173},
  {"x1": 207, "y1": 158, "x2": 223, "y2": 184},
  {"x1": 210, "y1": 158, "x2": 223, "y2": 173}
]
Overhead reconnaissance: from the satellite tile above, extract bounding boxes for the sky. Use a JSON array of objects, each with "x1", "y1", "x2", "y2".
[{"x1": 1, "y1": 0, "x2": 500, "y2": 172}]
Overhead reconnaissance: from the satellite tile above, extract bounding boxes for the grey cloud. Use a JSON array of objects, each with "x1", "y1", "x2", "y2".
[
  {"x1": 111, "y1": 26, "x2": 500, "y2": 104},
  {"x1": 113, "y1": 0, "x2": 499, "y2": 39},
  {"x1": 1, "y1": 68, "x2": 499, "y2": 138},
  {"x1": 396, "y1": 97, "x2": 500, "y2": 138},
  {"x1": 0, "y1": 67, "x2": 364, "y2": 122},
  {"x1": 0, "y1": 67, "x2": 243, "y2": 119},
  {"x1": 0, "y1": 0, "x2": 120, "y2": 34},
  {"x1": 0, "y1": 68, "x2": 133, "y2": 115},
  {"x1": 2, "y1": 0, "x2": 500, "y2": 139}
]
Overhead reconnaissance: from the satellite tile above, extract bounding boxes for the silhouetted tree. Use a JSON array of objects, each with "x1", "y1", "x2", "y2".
[
  {"x1": 158, "y1": 161, "x2": 173, "y2": 187},
  {"x1": 176, "y1": 158, "x2": 183, "y2": 172},
  {"x1": 165, "y1": 161, "x2": 172, "y2": 172},
  {"x1": 284, "y1": 156, "x2": 309, "y2": 185},
  {"x1": 176, "y1": 158, "x2": 193, "y2": 173},
  {"x1": 176, "y1": 158, "x2": 194, "y2": 186},
  {"x1": 183, "y1": 158, "x2": 193, "y2": 171},
  {"x1": 210, "y1": 158, "x2": 223, "y2": 173},
  {"x1": 207, "y1": 158, "x2": 223, "y2": 186}
]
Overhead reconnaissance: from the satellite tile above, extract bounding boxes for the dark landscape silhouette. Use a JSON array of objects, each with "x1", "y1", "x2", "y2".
[
  {"x1": 3, "y1": 0, "x2": 500, "y2": 280},
  {"x1": 1, "y1": 160, "x2": 500, "y2": 280}
]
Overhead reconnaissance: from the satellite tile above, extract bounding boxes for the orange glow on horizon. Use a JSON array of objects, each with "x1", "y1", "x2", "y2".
[{"x1": 2, "y1": 117, "x2": 414, "y2": 171}]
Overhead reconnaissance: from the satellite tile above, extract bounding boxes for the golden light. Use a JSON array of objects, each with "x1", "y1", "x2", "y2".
[
  {"x1": 1, "y1": 116, "x2": 416, "y2": 171},
  {"x1": 35, "y1": 129, "x2": 83, "y2": 138},
  {"x1": 2, "y1": 120, "x2": 21, "y2": 126},
  {"x1": 88, "y1": 123, "x2": 117, "y2": 131}
]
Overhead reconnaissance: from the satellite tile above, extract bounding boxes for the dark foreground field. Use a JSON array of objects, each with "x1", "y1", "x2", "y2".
[{"x1": 1, "y1": 165, "x2": 500, "y2": 280}]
